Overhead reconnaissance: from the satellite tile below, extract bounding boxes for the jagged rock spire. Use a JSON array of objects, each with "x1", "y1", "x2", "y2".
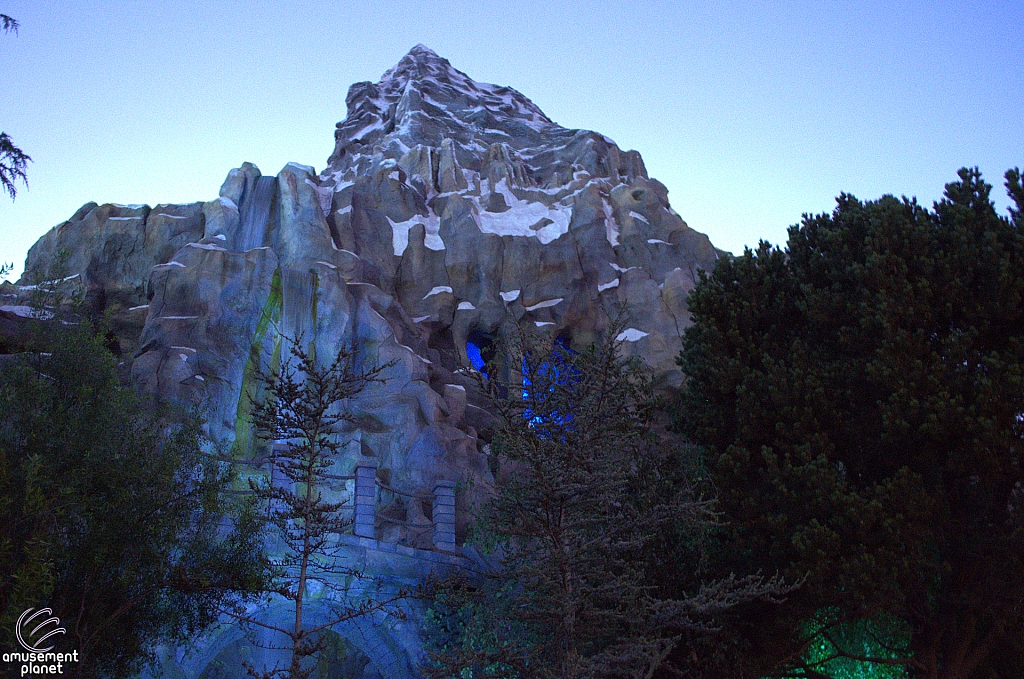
[{"x1": 325, "y1": 45, "x2": 647, "y2": 194}]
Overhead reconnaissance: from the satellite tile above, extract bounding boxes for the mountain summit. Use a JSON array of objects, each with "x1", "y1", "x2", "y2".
[
  {"x1": 329, "y1": 43, "x2": 554, "y2": 169},
  {"x1": 326, "y1": 45, "x2": 649, "y2": 196},
  {"x1": 6, "y1": 47, "x2": 720, "y2": 677}
]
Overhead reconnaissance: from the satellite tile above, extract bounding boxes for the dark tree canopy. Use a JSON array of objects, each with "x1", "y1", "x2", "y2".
[
  {"x1": 425, "y1": 327, "x2": 784, "y2": 679},
  {"x1": 0, "y1": 322, "x2": 264, "y2": 678},
  {"x1": 679, "y1": 168, "x2": 1024, "y2": 678}
]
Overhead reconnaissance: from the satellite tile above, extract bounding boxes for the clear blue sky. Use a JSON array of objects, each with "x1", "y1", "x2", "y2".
[{"x1": 1, "y1": 0, "x2": 1021, "y2": 280}]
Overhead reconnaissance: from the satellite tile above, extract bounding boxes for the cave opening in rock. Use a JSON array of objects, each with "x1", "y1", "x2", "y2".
[{"x1": 466, "y1": 329, "x2": 496, "y2": 378}]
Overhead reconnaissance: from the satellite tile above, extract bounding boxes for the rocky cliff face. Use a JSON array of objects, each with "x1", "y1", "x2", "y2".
[{"x1": 8, "y1": 45, "x2": 719, "y2": 548}]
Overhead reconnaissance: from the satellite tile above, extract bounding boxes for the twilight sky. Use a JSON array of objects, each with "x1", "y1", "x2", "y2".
[{"x1": 1, "y1": 0, "x2": 1021, "y2": 280}]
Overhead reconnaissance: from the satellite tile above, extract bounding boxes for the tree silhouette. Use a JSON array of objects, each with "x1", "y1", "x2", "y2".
[
  {"x1": 1, "y1": 14, "x2": 31, "y2": 200},
  {"x1": 231, "y1": 339, "x2": 406, "y2": 679}
]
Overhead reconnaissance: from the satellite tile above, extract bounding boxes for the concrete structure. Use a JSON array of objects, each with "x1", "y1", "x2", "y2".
[
  {"x1": 432, "y1": 481, "x2": 457, "y2": 552},
  {"x1": 354, "y1": 459, "x2": 378, "y2": 538}
]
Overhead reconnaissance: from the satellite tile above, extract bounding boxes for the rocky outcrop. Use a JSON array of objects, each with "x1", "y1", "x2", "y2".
[
  {"x1": 13, "y1": 44, "x2": 718, "y2": 540},
  {"x1": 11, "y1": 44, "x2": 722, "y2": 678}
]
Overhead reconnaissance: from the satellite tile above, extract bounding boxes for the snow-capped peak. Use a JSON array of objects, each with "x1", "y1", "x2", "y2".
[
  {"x1": 322, "y1": 46, "x2": 652, "y2": 209},
  {"x1": 328, "y1": 46, "x2": 559, "y2": 167}
]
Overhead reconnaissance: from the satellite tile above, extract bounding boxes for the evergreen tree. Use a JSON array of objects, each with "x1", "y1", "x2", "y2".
[
  {"x1": 679, "y1": 168, "x2": 1024, "y2": 678},
  {"x1": 232, "y1": 339, "x2": 407, "y2": 679},
  {"x1": 1, "y1": 15, "x2": 30, "y2": 200},
  {"x1": 0, "y1": 321, "x2": 264, "y2": 678},
  {"x1": 426, "y1": 327, "x2": 784, "y2": 679}
]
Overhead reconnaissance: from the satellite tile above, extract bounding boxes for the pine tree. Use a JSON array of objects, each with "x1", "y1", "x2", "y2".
[
  {"x1": 0, "y1": 320, "x2": 264, "y2": 679},
  {"x1": 231, "y1": 339, "x2": 406, "y2": 679},
  {"x1": 426, "y1": 327, "x2": 784, "y2": 679},
  {"x1": 679, "y1": 168, "x2": 1024, "y2": 678},
  {"x1": 1, "y1": 15, "x2": 31, "y2": 200}
]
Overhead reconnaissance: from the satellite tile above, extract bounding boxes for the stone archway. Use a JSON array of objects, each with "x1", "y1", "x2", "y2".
[{"x1": 152, "y1": 591, "x2": 427, "y2": 679}]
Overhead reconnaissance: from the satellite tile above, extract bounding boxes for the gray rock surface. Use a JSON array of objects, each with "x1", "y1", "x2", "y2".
[
  {"x1": 12, "y1": 45, "x2": 721, "y2": 678},
  {"x1": 15, "y1": 41, "x2": 720, "y2": 529}
]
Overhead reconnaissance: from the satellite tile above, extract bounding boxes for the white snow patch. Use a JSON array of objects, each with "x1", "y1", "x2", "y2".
[
  {"x1": 161, "y1": 315, "x2": 199, "y2": 320},
  {"x1": 616, "y1": 328, "x2": 649, "y2": 342},
  {"x1": 609, "y1": 263, "x2": 636, "y2": 273},
  {"x1": 334, "y1": 181, "x2": 354, "y2": 193},
  {"x1": 195, "y1": 375, "x2": 205, "y2": 382},
  {"x1": 647, "y1": 239, "x2": 669, "y2": 245},
  {"x1": 114, "y1": 203, "x2": 146, "y2": 209},
  {"x1": 413, "y1": 315, "x2": 431, "y2": 323},
  {"x1": 597, "y1": 279, "x2": 620, "y2": 292},
  {"x1": 388, "y1": 170, "x2": 401, "y2": 182},
  {"x1": 500, "y1": 289, "x2": 521, "y2": 302},
  {"x1": 171, "y1": 346, "x2": 196, "y2": 352},
  {"x1": 457, "y1": 302, "x2": 476, "y2": 310},
  {"x1": 525, "y1": 298, "x2": 563, "y2": 311},
  {"x1": 16, "y1": 275, "x2": 79, "y2": 291},
  {"x1": 218, "y1": 196, "x2": 238, "y2": 210},
  {"x1": 349, "y1": 118, "x2": 384, "y2": 141},
  {"x1": 128, "y1": 304, "x2": 149, "y2": 311},
  {"x1": 315, "y1": 261, "x2": 337, "y2": 269},
  {"x1": 109, "y1": 216, "x2": 142, "y2": 221},
  {"x1": 305, "y1": 178, "x2": 334, "y2": 216},
  {"x1": 155, "y1": 213, "x2": 189, "y2": 219},
  {"x1": 397, "y1": 342, "x2": 426, "y2": 360},
  {"x1": 286, "y1": 162, "x2": 315, "y2": 175},
  {"x1": 630, "y1": 211, "x2": 649, "y2": 224},
  {"x1": 339, "y1": 249, "x2": 360, "y2": 259},
  {"x1": 179, "y1": 354, "x2": 190, "y2": 362},
  {"x1": 603, "y1": 199, "x2": 619, "y2": 246},
  {"x1": 388, "y1": 211, "x2": 444, "y2": 255},
  {"x1": 534, "y1": 321, "x2": 555, "y2": 327},
  {"x1": 0, "y1": 305, "x2": 51, "y2": 319},
  {"x1": 423, "y1": 286, "x2": 453, "y2": 299},
  {"x1": 154, "y1": 262, "x2": 187, "y2": 270},
  {"x1": 446, "y1": 384, "x2": 466, "y2": 391},
  {"x1": 214, "y1": 234, "x2": 227, "y2": 241},
  {"x1": 187, "y1": 243, "x2": 227, "y2": 252},
  {"x1": 473, "y1": 178, "x2": 572, "y2": 244},
  {"x1": 336, "y1": 205, "x2": 353, "y2": 215}
]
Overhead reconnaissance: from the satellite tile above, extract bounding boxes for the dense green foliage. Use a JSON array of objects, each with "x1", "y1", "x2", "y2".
[
  {"x1": 679, "y1": 168, "x2": 1024, "y2": 678},
  {"x1": 426, "y1": 329, "x2": 783, "y2": 679},
  {"x1": 0, "y1": 323, "x2": 264, "y2": 678}
]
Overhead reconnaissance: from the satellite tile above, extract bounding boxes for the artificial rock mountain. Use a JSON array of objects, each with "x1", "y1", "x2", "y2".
[{"x1": 8, "y1": 45, "x2": 719, "y2": 553}]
